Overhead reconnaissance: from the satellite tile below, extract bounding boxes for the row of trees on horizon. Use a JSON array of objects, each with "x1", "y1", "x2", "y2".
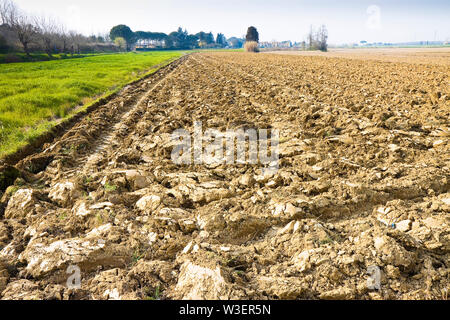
[
  {"x1": 0, "y1": 0, "x2": 245, "y2": 57},
  {"x1": 109, "y1": 24, "x2": 243, "y2": 51},
  {"x1": 1, "y1": 0, "x2": 327, "y2": 58},
  {"x1": 0, "y1": 0, "x2": 119, "y2": 57}
]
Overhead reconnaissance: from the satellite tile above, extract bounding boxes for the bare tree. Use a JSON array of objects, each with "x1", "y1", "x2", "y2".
[
  {"x1": 36, "y1": 16, "x2": 58, "y2": 57},
  {"x1": 308, "y1": 25, "x2": 314, "y2": 50},
  {"x1": 15, "y1": 15, "x2": 37, "y2": 56},
  {"x1": 0, "y1": 0, "x2": 8, "y2": 25},
  {"x1": 2, "y1": 0, "x2": 147, "y2": 56},
  {"x1": 3, "y1": 1, "x2": 38, "y2": 57},
  {"x1": 68, "y1": 30, "x2": 76, "y2": 54},
  {"x1": 306, "y1": 24, "x2": 328, "y2": 52},
  {"x1": 57, "y1": 25, "x2": 69, "y2": 53},
  {"x1": 100, "y1": 32, "x2": 111, "y2": 43},
  {"x1": 0, "y1": 0, "x2": 13, "y2": 25},
  {"x1": 317, "y1": 25, "x2": 328, "y2": 52},
  {"x1": 68, "y1": 31, "x2": 85, "y2": 55}
]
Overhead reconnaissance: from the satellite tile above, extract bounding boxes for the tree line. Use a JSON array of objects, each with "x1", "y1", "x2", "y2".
[
  {"x1": 1, "y1": 0, "x2": 328, "y2": 57},
  {"x1": 109, "y1": 25, "x2": 239, "y2": 51},
  {"x1": 0, "y1": 0, "x2": 244, "y2": 57},
  {"x1": 0, "y1": 0, "x2": 118, "y2": 57},
  {"x1": 307, "y1": 25, "x2": 328, "y2": 51}
]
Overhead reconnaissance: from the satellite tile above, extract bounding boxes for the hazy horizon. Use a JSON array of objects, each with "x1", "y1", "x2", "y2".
[{"x1": 11, "y1": 0, "x2": 450, "y2": 44}]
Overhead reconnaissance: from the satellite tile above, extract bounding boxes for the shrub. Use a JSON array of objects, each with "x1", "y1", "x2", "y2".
[
  {"x1": 0, "y1": 35, "x2": 9, "y2": 53},
  {"x1": 114, "y1": 37, "x2": 127, "y2": 51},
  {"x1": 4, "y1": 54, "x2": 21, "y2": 63},
  {"x1": 246, "y1": 26, "x2": 259, "y2": 43},
  {"x1": 244, "y1": 41, "x2": 259, "y2": 53}
]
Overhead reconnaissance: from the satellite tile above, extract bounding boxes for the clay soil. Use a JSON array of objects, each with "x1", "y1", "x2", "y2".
[
  {"x1": 268, "y1": 47, "x2": 450, "y2": 65},
  {"x1": 0, "y1": 51, "x2": 449, "y2": 300}
]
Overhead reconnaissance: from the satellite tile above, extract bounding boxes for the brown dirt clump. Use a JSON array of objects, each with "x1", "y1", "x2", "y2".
[{"x1": 0, "y1": 52, "x2": 448, "y2": 300}]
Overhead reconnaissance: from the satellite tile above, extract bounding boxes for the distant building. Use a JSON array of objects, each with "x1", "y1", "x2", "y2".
[
  {"x1": 135, "y1": 39, "x2": 165, "y2": 49},
  {"x1": 259, "y1": 41, "x2": 292, "y2": 49},
  {"x1": 339, "y1": 40, "x2": 448, "y2": 48}
]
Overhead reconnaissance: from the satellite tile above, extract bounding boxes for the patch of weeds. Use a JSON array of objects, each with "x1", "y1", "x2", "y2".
[
  {"x1": 61, "y1": 147, "x2": 71, "y2": 155},
  {"x1": 75, "y1": 143, "x2": 88, "y2": 152},
  {"x1": 83, "y1": 176, "x2": 93, "y2": 185},
  {"x1": 96, "y1": 212, "x2": 105, "y2": 224},
  {"x1": 319, "y1": 236, "x2": 335, "y2": 246},
  {"x1": 15, "y1": 178, "x2": 26, "y2": 187},
  {"x1": 132, "y1": 249, "x2": 145, "y2": 265},
  {"x1": 58, "y1": 212, "x2": 68, "y2": 220},
  {"x1": 144, "y1": 286, "x2": 161, "y2": 300},
  {"x1": 104, "y1": 183, "x2": 117, "y2": 193},
  {"x1": 203, "y1": 251, "x2": 220, "y2": 263},
  {"x1": 5, "y1": 185, "x2": 19, "y2": 196},
  {"x1": 109, "y1": 210, "x2": 117, "y2": 220},
  {"x1": 62, "y1": 144, "x2": 86, "y2": 156}
]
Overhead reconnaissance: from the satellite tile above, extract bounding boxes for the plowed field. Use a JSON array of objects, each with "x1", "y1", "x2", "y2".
[{"x1": 0, "y1": 51, "x2": 449, "y2": 300}]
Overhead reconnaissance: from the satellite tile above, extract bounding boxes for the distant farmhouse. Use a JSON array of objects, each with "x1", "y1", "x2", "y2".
[{"x1": 135, "y1": 39, "x2": 166, "y2": 50}]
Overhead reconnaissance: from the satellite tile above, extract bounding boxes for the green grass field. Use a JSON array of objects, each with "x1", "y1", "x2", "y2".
[
  {"x1": 0, "y1": 51, "x2": 183, "y2": 157},
  {"x1": 0, "y1": 52, "x2": 105, "y2": 64}
]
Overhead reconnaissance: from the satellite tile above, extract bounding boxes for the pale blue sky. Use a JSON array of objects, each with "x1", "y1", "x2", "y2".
[{"x1": 13, "y1": 0, "x2": 450, "y2": 44}]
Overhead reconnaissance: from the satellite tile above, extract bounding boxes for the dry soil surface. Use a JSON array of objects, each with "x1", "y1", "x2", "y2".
[
  {"x1": 268, "y1": 47, "x2": 450, "y2": 65},
  {"x1": 0, "y1": 52, "x2": 449, "y2": 300}
]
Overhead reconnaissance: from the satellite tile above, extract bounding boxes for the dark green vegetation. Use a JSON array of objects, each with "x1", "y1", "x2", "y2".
[
  {"x1": 246, "y1": 26, "x2": 259, "y2": 43},
  {"x1": 0, "y1": 52, "x2": 104, "y2": 63},
  {"x1": 1, "y1": 0, "x2": 245, "y2": 62},
  {"x1": 0, "y1": 51, "x2": 183, "y2": 157},
  {"x1": 109, "y1": 25, "x2": 135, "y2": 50},
  {"x1": 114, "y1": 25, "x2": 244, "y2": 50},
  {"x1": 0, "y1": 0, "x2": 122, "y2": 59},
  {"x1": 0, "y1": 165, "x2": 19, "y2": 191}
]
